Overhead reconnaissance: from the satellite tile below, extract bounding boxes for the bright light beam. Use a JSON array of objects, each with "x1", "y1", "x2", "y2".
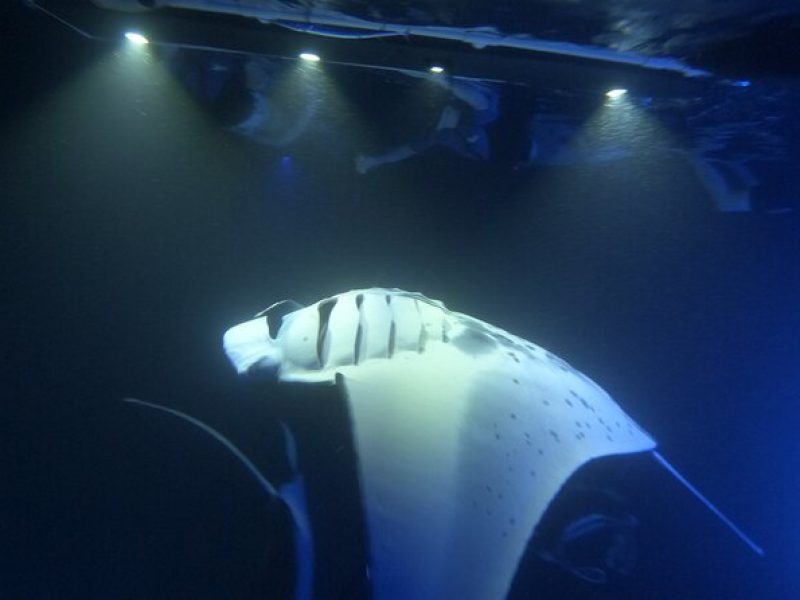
[
  {"x1": 299, "y1": 52, "x2": 321, "y2": 62},
  {"x1": 124, "y1": 32, "x2": 149, "y2": 45},
  {"x1": 605, "y1": 88, "x2": 627, "y2": 99}
]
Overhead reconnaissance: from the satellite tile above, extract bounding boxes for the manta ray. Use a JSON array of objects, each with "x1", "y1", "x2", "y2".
[{"x1": 219, "y1": 287, "x2": 762, "y2": 600}]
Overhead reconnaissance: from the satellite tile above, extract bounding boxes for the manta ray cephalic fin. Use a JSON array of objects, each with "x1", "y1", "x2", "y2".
[{"x1": 121, "y1": 398, "x2": 314, "y2": 600}]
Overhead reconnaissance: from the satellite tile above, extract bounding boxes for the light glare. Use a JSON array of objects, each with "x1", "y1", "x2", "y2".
[
  {"x1": 299, "y1": 52, "x2": 320, "y2": 62},
  {"x1": 124, "y1": 32, "x2": 149, "y2": 45},
  {"x1": 429, "y1": 65, "x2": 445, "y2": 74},
  {"x1": 605, "y1": 88, "x2": 627, "y2": 99}
]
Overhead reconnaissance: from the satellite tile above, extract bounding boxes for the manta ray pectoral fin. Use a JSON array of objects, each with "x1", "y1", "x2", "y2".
[
  {"x1": 331, "y1": 337, "x2": 659, "y2": 600},
  {"x1": 651, "y1": 451, "x2": 764, "y2": 556},
  {"x1": 121, "y1": 398, "x2": 315, "y2": 600},
  {"x1": 222, "y1": 287, "x2": 763, "y2": 600}
]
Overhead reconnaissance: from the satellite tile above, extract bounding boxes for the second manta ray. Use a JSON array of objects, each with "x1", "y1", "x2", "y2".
[{"x1": 223, "y1": 287, "x2": 762, "y2": 600}]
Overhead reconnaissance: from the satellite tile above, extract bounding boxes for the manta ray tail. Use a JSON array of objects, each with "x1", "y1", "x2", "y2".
[
  {"x1": 121, "y1": 398, "x2": 315, "y2": 600},
  {"x1": 651, "y1": 451, "x2": 764, "y2": 556}
]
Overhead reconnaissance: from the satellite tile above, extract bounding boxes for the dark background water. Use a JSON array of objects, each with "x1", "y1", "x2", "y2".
[{"x1": 3, "y1": 4, "x2": 799, "y2": 599}]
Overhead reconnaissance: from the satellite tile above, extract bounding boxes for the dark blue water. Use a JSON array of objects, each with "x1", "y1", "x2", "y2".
[{"x1": 3, "y1": 4, "x2": 798, "y2": 599}]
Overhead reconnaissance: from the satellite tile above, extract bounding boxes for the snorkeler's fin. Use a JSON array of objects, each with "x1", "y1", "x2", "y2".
[{"x1": 121, "y1": 398, "x2": 314, "y2": 600}]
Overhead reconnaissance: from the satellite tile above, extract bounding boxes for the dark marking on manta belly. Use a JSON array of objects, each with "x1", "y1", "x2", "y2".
[
  {"x1": 413, "y1": 299, "x2": 427, "y2": 353},
  {"x1": 354, "y1": 322, "x2": 363, "y2": 365},
  {"x1": 418, "y1": 322, "x2": 428, "y2": 353},
  {"x1": 316, "y1": 297, "x2": 337, "y2": 367},
  {"x1": 388, "y1": 320, "x2": 396, "y2": 358}
]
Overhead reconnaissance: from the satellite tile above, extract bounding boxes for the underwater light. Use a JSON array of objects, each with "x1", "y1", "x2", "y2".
[
  {"x1": 124, "y1": 32, "x2": 149, "y2": 45},
  {"x1": 605, "y1": 88, "x2": 628, "y2": 99},
  {"x1": 429, "y1": 65, "x2": 445, "y2": 74},
  {"x1": 299, "y1": 52, "x2": 321, "y2": 62}
]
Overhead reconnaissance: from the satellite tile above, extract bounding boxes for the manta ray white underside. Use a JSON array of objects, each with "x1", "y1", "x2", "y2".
[{"x1": 223, "y1": 287, "x2": 762, "y2": 600}]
